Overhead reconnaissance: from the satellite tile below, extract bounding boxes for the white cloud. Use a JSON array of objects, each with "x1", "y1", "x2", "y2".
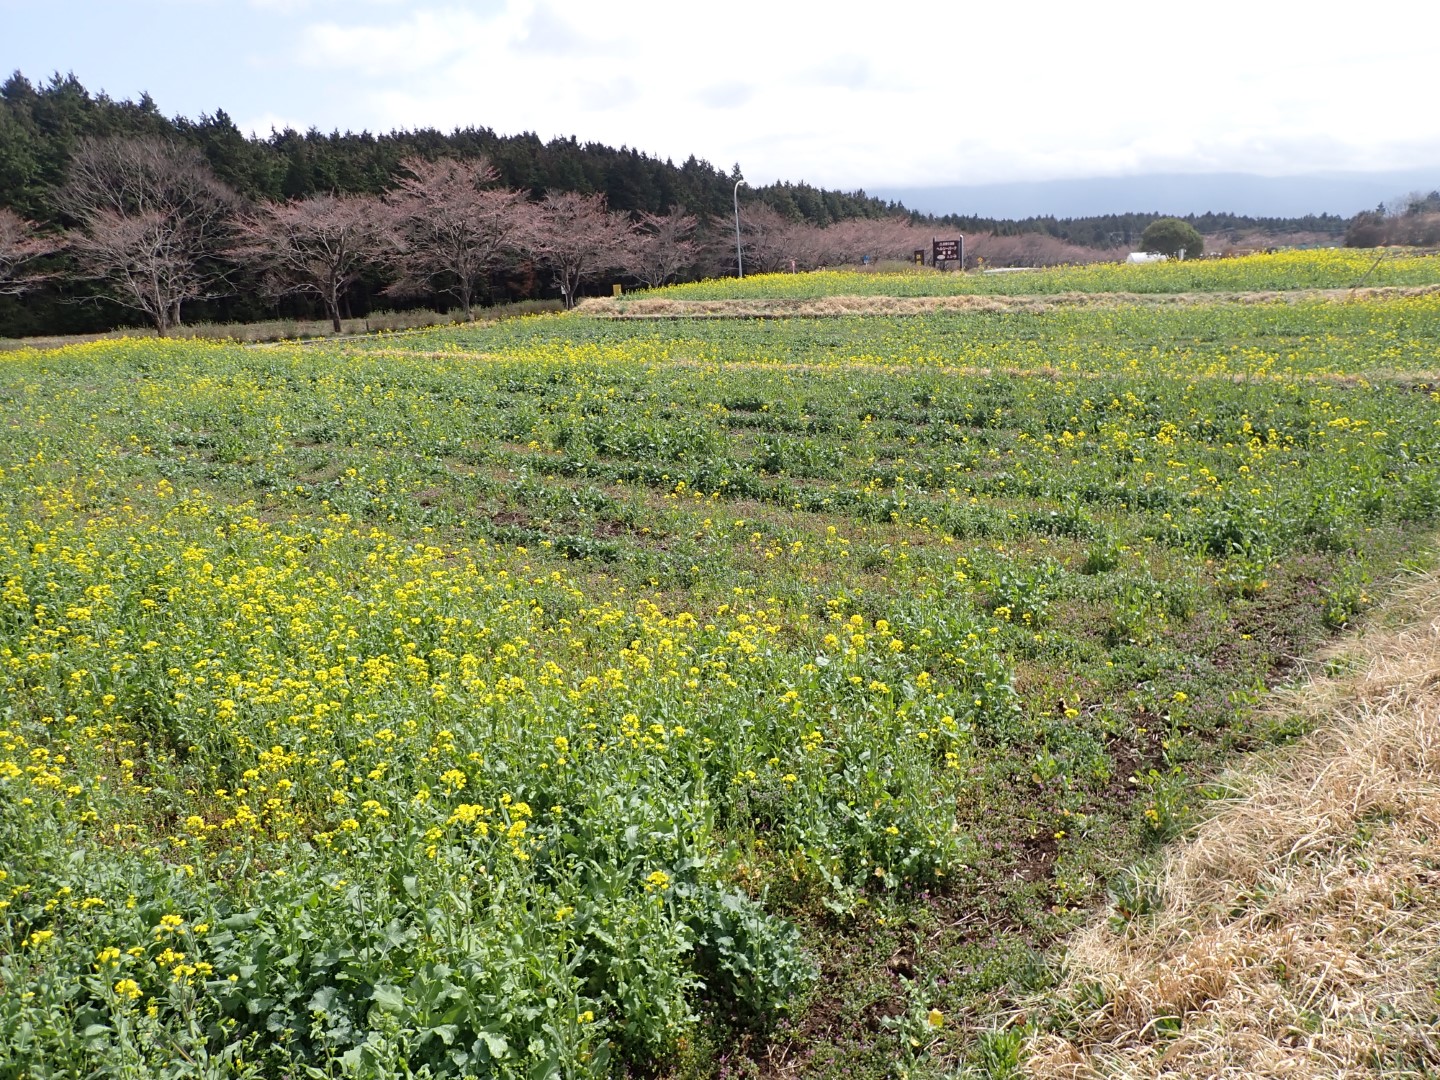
[
  {"x1": 272, "y1": 0, "x2": 1440, "y2": 188},
  {"x1": 234, "y1": 111, "x2": 312, "y2": 137},
  {"x1": 513, "y1": 2, "x2": 600, "y2": 55},
  {"x1": 301, "y1": 8, "x2": 500, "y2": 75},
  {"x1": 695, "y1": 82, "x2": 755, "y2": 110},
  {"x1": 247, "y1": 0, "x2": 415, "y2": 9}
]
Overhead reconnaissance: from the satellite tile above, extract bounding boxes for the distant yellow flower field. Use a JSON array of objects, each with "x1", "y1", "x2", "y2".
[{"x1": 641, "y1": 249, "x2": 1440, "y2": 300}]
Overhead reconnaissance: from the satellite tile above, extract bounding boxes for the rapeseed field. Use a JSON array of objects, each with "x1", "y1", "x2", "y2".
[
  {"x1": 644, "y1": 248, "x2": 1440, "y2": 299},
  {"x1": 3, "y1": 267, "x2": 1439, "y2": 1077}
]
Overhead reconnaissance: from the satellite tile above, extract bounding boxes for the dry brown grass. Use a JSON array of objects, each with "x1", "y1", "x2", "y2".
[
  {"x1": 1024, "y1": 569, "x2": 1440, "y2": 1078},
  {"x1": 577, "y1": 285, "x2": 1440, "y2": 321}
]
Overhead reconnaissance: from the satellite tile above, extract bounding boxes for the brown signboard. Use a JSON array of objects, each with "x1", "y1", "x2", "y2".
[{"x1": 932, "y1": 238, "x2": 963, "y2": 264}]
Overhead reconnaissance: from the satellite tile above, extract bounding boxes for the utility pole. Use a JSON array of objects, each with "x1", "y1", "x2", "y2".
[{"x1": 733, "y1": 178, "x2": 747, "y2": 278}]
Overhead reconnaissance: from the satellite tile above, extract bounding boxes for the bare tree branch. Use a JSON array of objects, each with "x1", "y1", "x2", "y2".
[
  {"x1": 59, "y1": 136, "x2": 238, "y2": 334},
  {"x1": 232, "y1": 194, "x2": 395, "y2": 333},
  {"x1": 0, "y1": 208, "x2": 60, "y2": 296},
  {"x1": 383, "y1": 156, "x2": 528, "y2": 320},
  {"x1": 627, "y1": 208, "x2": 699, "y2": 289},
  {"x1": 733, "y1": 203, "x2": 798, "y2": 274},
  {"x1": 732, "y1": 206, "x2": 936, "y2": 273},
  {"x1": 523, "y1": 192, "x2": 635, "y2": 309}
]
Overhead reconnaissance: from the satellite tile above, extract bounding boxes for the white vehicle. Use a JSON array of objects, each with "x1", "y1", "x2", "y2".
[{"x1": 1125, "y1": 251, "x2": 1168, "y2": 264}]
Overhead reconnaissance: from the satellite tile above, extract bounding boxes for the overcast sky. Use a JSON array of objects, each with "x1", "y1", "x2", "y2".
[{"x1": 6, "y1": 0, "x2": 1440, "y2": 193}]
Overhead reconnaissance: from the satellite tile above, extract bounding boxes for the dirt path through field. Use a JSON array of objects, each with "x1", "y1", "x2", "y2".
[
  {"x1": 578, "y1": 283, "x2": 1440, "y2": 320},
  {"x1": 1023, "y1": 556, "x2": 1440, "y2": 1078}
]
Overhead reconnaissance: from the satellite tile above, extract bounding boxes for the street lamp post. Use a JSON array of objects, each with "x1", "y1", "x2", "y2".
[{"x1": 733, "y1": 178, "x2": 746, "y2": 278}]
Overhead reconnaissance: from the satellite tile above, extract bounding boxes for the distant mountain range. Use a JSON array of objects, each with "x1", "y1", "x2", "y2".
[{"x1": 874, "y1": 170, "x2": 1440, "y2": 220}]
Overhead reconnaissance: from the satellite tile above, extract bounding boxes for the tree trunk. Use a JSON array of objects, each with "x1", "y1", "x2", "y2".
[{"x1": 326, "y1": 282, "x2": 343, "y2": 333}]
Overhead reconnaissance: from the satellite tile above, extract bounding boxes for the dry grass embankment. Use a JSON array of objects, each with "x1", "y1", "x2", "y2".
[
  {"x1": 1024, "y1": 569, "x2": 1440, "y2": 1078},
  {"x1": 579, "y1": 284, "x2": 1440, "y2": 320}
]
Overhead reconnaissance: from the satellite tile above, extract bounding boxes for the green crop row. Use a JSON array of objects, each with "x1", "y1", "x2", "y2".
[{"x1": 1, "y1": 288, "x2": 1437, "y2": 1077}]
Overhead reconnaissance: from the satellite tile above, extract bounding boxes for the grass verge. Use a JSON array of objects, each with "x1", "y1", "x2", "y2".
[
  {"x1": 1024, "y1": 561, "x2": 1440, "y2": 1078},
  {"x1": 0, "y1": 300, "x2": 562, "y2": 350}
]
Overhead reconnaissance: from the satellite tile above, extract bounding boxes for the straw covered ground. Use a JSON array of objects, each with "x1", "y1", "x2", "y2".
[
  {"x1": 1025, "y1": 566, "x2": 1440, "y2": 1078},
  {"x1": 579, "y1": 285, "x2": 1440, "y2": 320}
]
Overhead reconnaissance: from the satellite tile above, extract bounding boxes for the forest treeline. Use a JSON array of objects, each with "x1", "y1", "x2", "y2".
[
  {"x1": 931, "y1": 208, "x2": 1350, "y2": 249},
  {"x1": 0, "y1": 72, "x2": 1414, "y2": 336}
]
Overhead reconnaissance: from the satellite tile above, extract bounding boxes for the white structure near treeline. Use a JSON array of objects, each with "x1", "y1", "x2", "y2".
[{"x1": 1126, "y1": 251, "x2": 1168, "y2": 264}]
